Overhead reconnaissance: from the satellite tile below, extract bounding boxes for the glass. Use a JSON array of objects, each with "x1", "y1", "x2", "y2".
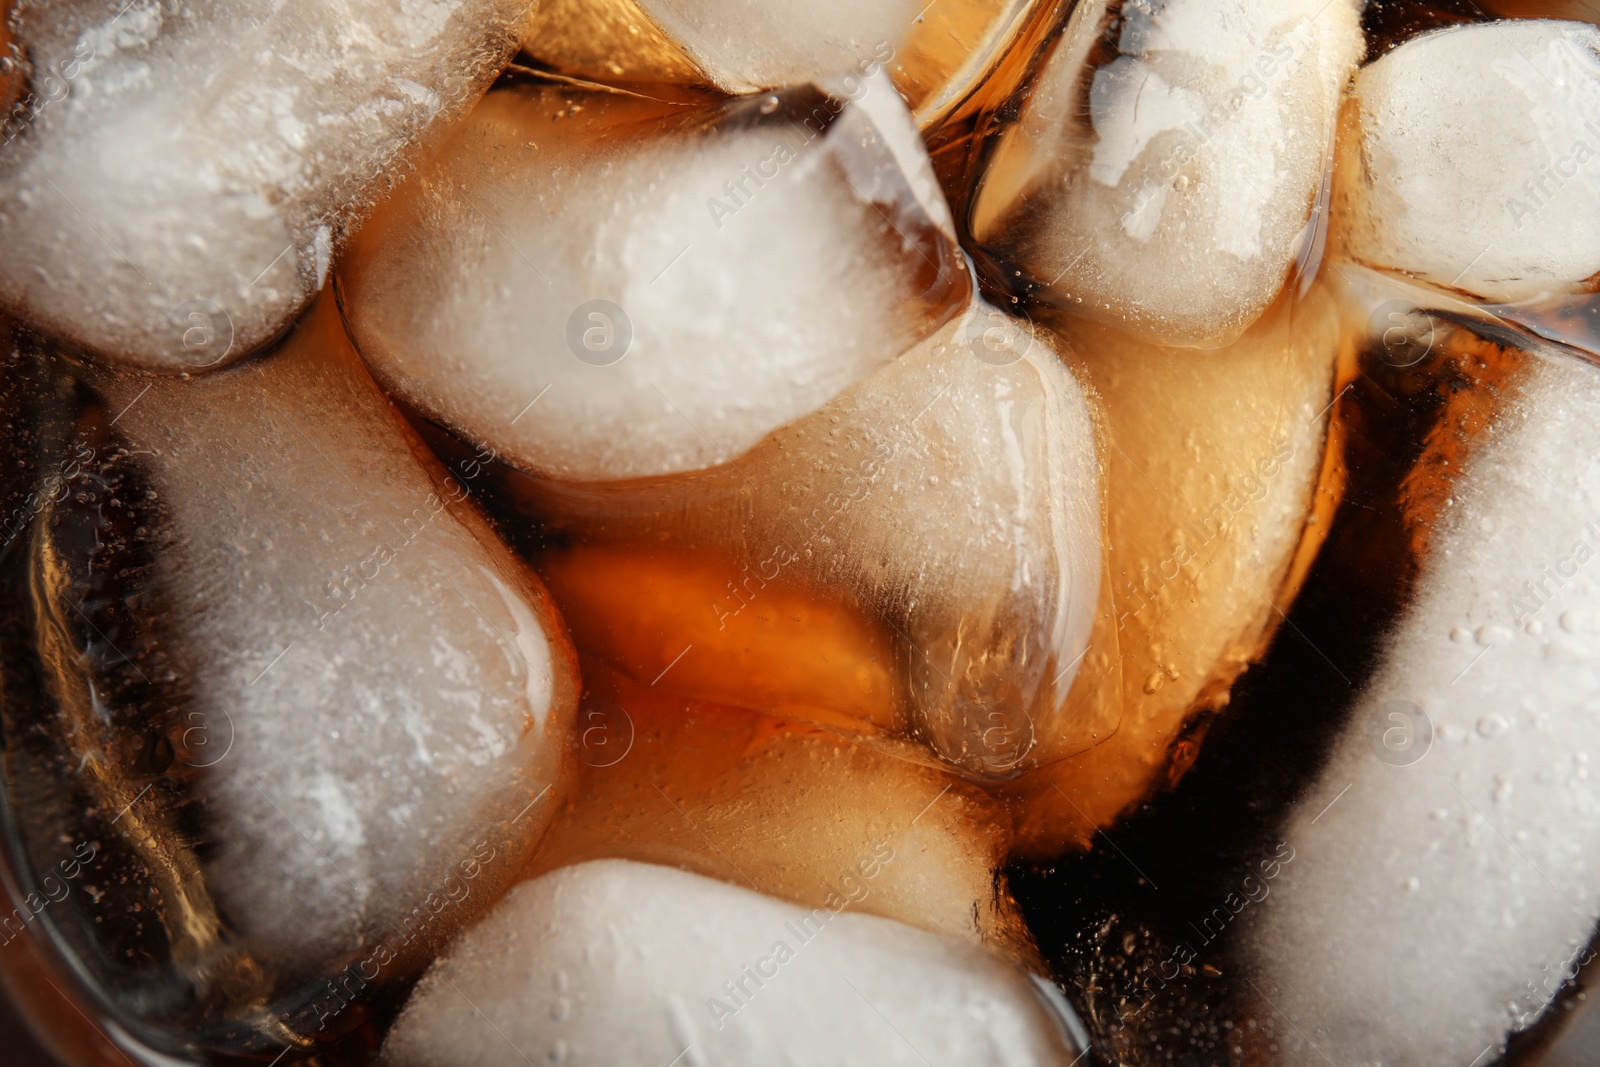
[{"x1": 0, "y1": 0, "x2": 1597, "y2": 1064}]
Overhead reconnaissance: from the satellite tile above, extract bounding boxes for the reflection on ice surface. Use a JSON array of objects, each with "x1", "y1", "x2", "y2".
[{"x1": 971, "y1": 0, "x2": 1363, "y2": 347}]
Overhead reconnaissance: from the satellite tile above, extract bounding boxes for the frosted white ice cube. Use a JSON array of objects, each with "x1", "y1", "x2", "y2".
[
  {"x1": 970, "y1": 0, "x2": 1363, "y2": 347},
  {"x1": 1335, "y1": 20, "x2": 1600, "y2": 304},
  {"x1": 0, "y1": 0, "x2": 522, "y2": 369},
  {"x1": 383, "y1": 859, "x2": 1082, "y2": 1067},
  {"x1": 67, "y1": 297, "x2": 578, "y2": 982},
  {"x1": 342, "y1": 73, "x2": 968, "y2": 482},
  {"x1": 529, "y1": 301, "x2": 1101, "y2": 778},
  {"x1": 1246, "y1": 345, "x2": 1600, "y2": 1065}
]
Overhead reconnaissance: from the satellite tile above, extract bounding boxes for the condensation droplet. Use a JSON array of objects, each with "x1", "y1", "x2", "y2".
[
  {"x1": 1477, "y1": 715, "x2": 1511, "y2": 739},
  {"x1": 1475, "y1": 624, "x2": 1513, "y2": 646}
]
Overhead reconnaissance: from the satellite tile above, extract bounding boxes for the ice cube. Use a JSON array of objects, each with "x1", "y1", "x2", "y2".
[
  {"x1": 1006, "y1": 288, "x2": 1346, "y2": 855},
  {"x1": 1244, "y1": 341, "x2": 1600, "y2": 1065},
  {"x1": 1334, "y1": 20, "x2": 1600, "y2": 304},
  {"x1": 517, "y1": 0, "x2": 1046, "y2": 127},
  {"x1": 383, "y1": 859, "x2": 1084, "y2": 1067},
  {"x1": 340, "y1": 72, "x2": 969, "y2": 483},
  {"x1": 518, "y1": 300, "x2": 1102, "y2": 779},
  {"x1": 531, "y1": 661, "x2": 1035, "y2": 959},
  {"x1": 970, "y1": 0, "x2": 1364, "y2": 347},
  {"x1": 538, "y1": 543, "x2": 901, "y2": 736},
  {"x1": 0, "y1": 0, "x2": 523, "y2": 370},
  {"x1": 0, "y1": 297, "x2": 577, "y2": 1050}
]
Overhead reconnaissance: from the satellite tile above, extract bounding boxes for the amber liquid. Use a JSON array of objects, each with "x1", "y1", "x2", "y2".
[{"x1": 4, "y1": 1, "x2": 1600, "y2": 1064}]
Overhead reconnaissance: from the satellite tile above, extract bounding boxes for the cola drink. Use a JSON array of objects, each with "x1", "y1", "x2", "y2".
[{"x1": 0, "y1": 0, "x2": 1597, "y2": 1065}]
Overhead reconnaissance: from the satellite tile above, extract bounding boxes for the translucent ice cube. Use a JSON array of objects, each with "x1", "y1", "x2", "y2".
[
  {"x1": 1007, "y1": 288, "x2": 1345, "y2": 855},
  {"x1": 517, "y1": 0, "x2": 1046, "y2": 127},
  {"x1": 341, "y1": 72, "x2": 968, "y2": 483},
  {"x1": 383, "y1": 859, "x2": 1083, "y2": 1067},
  {"x1": 1334, "y1": 20, "x2": 1600, "y2": 304},
  {"x1": 1245, "y1": 339, "x2": 1600, "y2": 1066},
  {"x1": 519, "y1": 300, "x2": 1101, "y2": 779},
  {"x1": 970, "y1": 0, "x2": 1364, "y2": 347},
  {"x1": 0, "y1": 0, "x2": 523, "y2": 370},
  {"x1": 0, "y1": 297, "x2": 577, "y2": 1053},
  {"x1": 530, "y1": 661, "x2": 1035, "y2": 958}
]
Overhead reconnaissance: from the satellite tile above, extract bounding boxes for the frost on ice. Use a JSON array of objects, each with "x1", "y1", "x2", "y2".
[
  {"x1": 1245, "y1": 340, "x2": 1600, "y2": 1065},
  {"x1": 0, "y1": 0, "x2": 524, "y2": 370},
  {"x1": 1334, "y1": 20, "x2": 1600, "y2": 304},
  {"x1": 384, "y1": 860, "x2": 1083, "y2": 1067},
  {"x1": 0, "y1": 298, "x2": 576, "y2": 1047},
  {"x1": 341, "y1": 72, "x2": 968, "y2": 483},
  {"x1": 970, "y1": 0, "x2": 1363, "y2": 347}
]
